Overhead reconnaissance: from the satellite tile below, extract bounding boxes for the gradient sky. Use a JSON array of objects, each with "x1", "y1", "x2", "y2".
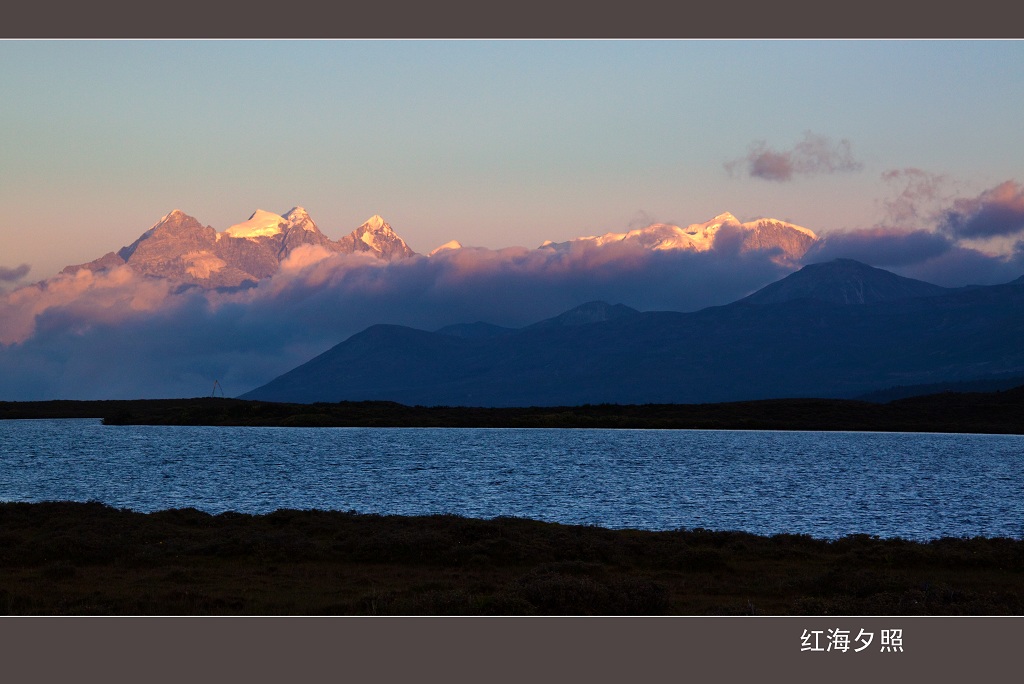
[{"x1": 2, "y1": 39, "x2": 1022, "y2": 282}]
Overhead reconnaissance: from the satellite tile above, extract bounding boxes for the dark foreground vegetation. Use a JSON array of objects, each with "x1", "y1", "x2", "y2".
[
  {"x1": 2, "y1": 384, "x2": 1024, "y2": 433},
  {"x1": 1, "y1": 502, "x2": 1022, "y2": 615}
]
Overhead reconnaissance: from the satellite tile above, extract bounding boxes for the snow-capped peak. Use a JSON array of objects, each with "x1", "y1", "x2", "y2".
[
  {"x1": 747, "y1": 216, "x2": 818, "y2": 239},
  {"x1": 539, "y1": 211, "x2": 817, "y2": 261},
  {"x1": 283, "y1": 206, "x2": 318, "y2": 232},
  {"x1": 347, "y1": 215, "x2": 416, "y2": 260},
  {"x1": 361, "y1": 215, "x2": 389, "y2": 232},
  {"x1": 683, "y1": 212, "x2": 741, "y2": 235},
  {"x1": 224, "y1": 209, "x2": 287, "y2": 238},
  {"x1": 428, "y1": 240, "x2": 463, "y2": 256},
  {"x1": 151, "y1": 209, "x2": 187, "y2": 229}
]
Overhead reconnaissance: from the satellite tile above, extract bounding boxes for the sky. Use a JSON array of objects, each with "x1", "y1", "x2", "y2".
[
  {"x1": 1, "y1": 39, "x2": 1024, "y2": 400},
  {"x1": 2, "y1": 40, "x2": 1022, "y2": 281}
]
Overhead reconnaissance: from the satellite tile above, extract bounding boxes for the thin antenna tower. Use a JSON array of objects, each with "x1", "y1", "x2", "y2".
[{"x1": 212, "y1": 379, "x2": 224, "y2": 398}]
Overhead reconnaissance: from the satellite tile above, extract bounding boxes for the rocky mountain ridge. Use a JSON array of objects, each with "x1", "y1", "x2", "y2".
[
  {"x1": 540, "y1": 212, "x2": 817, "y2": 263},
  {"x1": 59, "y1": 208, "x2": 820, "y2": 289},
  {"x1": 62, "y1": 208, "x2": 416, "y2": 289}
]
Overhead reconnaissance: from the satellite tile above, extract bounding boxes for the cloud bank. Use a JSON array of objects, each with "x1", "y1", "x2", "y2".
[
  {"x1": 805, "y1": 227, "x2": 953, "y2": 268},
  {"x1": 0, "y1": 238, "x2": 792, "y2": 400},
  {"x1": 939, "y1": 181, "x2": 1024, "y2": 239},
  {"x1": 725, "y1": 131, "x2": 863, "y2": 182},
  {"x1": 806, "y1": 177, "x2": 1024, "y2": 286}
]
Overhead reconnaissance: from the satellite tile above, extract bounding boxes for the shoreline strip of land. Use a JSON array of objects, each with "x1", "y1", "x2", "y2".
[{"x1": 2, "y1": 385, "x2": 1023, "y2": 433}]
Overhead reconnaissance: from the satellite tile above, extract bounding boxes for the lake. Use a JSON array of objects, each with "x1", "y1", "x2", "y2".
[{"x1": 1, "y1": 419, "x2": 1022, "y2": 541}]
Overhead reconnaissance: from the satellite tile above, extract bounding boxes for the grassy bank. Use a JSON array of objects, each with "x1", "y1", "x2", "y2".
[
  {"x1": 2, "y1": 384, "x2": 1024, "y2": 433},
  {"x1": 1, "y1": 502, "x2": 1021, "y2": 615}
]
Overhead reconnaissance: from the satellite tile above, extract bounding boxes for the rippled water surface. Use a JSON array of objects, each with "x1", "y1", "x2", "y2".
[{"x1": 2, "y1": 419, "x2": 1022, "y2": 540}]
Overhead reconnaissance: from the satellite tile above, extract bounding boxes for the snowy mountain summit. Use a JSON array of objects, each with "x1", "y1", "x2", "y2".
[
  {"x1": 541, "y1": 212, "x2": 817, "y2": 263},
  {"x1": 57, "y1": 207, "x2": 820, "y2": 291},
  {"x1": 342, "y1": 215, "x2": 416, "y2": 261},
  {"x1": 61, "y1": 208, "x2": 418, "y2": 288},
  {"x1": 224, "y1": 209, "x2": 290, "y2": 238}
]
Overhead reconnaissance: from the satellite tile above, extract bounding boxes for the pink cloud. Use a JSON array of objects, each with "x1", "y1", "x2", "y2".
[
  {"x1": 0, "y1": 266, "x2": 175, "y2": 345},
  {"x1": 940, "y1": 181, "x2": 1024, "y2": 239},
  {"x1": 277, "y1": 244, "x2": 335, "y2": 272}
]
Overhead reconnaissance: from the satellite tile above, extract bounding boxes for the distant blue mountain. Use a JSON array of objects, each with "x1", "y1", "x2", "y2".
[
  {"x1": 434, "y1": 321, "x2": 517, "y2": 339},
  {"x1": 241, "y1": 260, "x2": 1024, "y2": 406},
  {"x1": 738, "y1": 258, "x2": 948, "y2": 305}
]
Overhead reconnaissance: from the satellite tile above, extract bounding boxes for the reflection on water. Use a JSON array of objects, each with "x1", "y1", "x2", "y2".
[{"x1": 1, "y1": 419, "x2": 1022, "y2": 540}]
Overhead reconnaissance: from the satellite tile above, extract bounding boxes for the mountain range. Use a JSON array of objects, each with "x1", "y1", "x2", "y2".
[
  {"x1": 241, "y1": 259, "x2": 1024, "y2": 406},
  {"x1": 62, "y1": 208, "x2": 415, "y2": 289},
  {"x1": 58, "y1": 207, "x2": 818, "y2": 289},
  {"x1": 14, "y1": 206, "x2": 1021, "y2": 405},
  {"x1": 540, "y1": 212, "x2": 816, "y2": 263}
]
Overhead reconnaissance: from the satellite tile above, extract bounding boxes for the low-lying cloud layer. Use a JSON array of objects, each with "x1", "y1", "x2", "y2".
[
  {"x1": 0, "y1": 237, "x2": 791, "y2": 400},
  {"x1": 725, "y1": 131, "x2": 863, "y2": 182},
  {"x1": 805, "y1": 227, "x2": 953, "y2": 267}
]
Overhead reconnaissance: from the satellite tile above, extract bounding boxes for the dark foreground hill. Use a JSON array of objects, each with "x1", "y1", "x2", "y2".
[
  {"x1": 241, "y1": 260, "x2": 1024, "y2": 406},
  {"x1": 2, "y1": 501, "x2": 1022, "y2": 615}
]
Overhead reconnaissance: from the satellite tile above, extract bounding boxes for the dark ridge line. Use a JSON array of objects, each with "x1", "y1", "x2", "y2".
[{"x1": 2, "y1": 384, "x2": 1024, "y2": 434}]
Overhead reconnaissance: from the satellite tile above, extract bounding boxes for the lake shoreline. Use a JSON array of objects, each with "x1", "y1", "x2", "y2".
[
  {"x1": 1, "y1": 501, "x2": 1022, "y2": 615},
  {"x1": 2, "y1": 384, "x2": 1024, "y2": 433}
]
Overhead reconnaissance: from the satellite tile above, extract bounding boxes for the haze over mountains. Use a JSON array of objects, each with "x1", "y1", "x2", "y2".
[{"x1": 1, "y1": 205, "x2": 1021, "y2": 402}]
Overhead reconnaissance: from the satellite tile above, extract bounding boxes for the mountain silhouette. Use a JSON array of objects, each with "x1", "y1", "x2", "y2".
[{"x1": 241, "y1": 260, "x2": 1024, "y2": 406}]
